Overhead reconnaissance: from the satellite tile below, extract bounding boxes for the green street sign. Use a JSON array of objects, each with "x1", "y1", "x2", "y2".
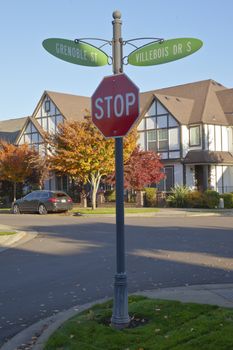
[
  {"x1": 42, "y1": 38, "x2": 108, "y2": 67},
  {"x1": 128, "y1": 38, "x2": 203, "y2": 66}
]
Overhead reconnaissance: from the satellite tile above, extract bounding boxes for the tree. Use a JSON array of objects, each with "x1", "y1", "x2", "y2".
[
  {"x1": 48, "y1": 118, "x2": 137, "y2": 209},
  {"x1": 124, "y1": 146, "x2": 165, "y2": 190},
  {"x1": 26, "y1": 150, "x2": 50, "y2": 190},
  {"x1": 0, "y1": 141, "x2": 44, "y2": 201}
]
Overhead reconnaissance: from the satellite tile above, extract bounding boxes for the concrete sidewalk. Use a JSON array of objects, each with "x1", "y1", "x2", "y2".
[{"x1": 1, "y1": 283, "x2": 233, "y2": 350}]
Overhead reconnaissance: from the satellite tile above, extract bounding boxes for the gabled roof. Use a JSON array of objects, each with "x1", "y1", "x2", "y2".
[
  {"x1": 154, "y1": 94, "x2": 194, "y2": 125},
  {"x1": 138, "y1": 92, "x2": 194, "y2": 125},
  {"x1": 217, "y1": 88, "x2": 233, "y2": 114},
  {"x1": 1, "y1": 78, "x2": 233, "y2": 145},
  {"x1": 140, "y1": 79, "x2": 229, "y2": 125},
  {"x1": 0, "y1": 116, "x2": 29, "y2": 143},
  {"x1": 216, "y1": 89, "x2": 233, "y2": 125},
  {"x1": 32, "y1": 91, "x2": 91, "y2": 121},
  {"x1": 15, "y1": 116, "x2": 46, "y2": 145}
]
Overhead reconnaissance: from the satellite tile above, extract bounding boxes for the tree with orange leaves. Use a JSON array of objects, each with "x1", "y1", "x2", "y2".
[
  {"x1": 48, "y1": 118, "x2": 137, "y2": 209},
  {"x1": 0, "y1": 141, "x2": 45, "y2": 201}
]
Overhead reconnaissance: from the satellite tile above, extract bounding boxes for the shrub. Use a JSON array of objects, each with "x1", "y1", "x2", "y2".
[
  {"x1": 203, "y1": 190, "x2": 220, "y2": 209},
  {"x1": 186, "y1": 191, "x2": 205, "y2": 208},
  {"x1": 0, "y1": 196, "x2": 10, "y2": 208},
  {"x1": 220, "y1": 193, "x2": 233, "y2": 208},
  {"x1": 104, "y1": 190, "x2": 116, "y2": 202},
  {"x1": 144, "y1": 188, "x2": 157, "y2": 207},
  {"x1": 166, "y1": 185, "x2": 190, "y2": 208}
]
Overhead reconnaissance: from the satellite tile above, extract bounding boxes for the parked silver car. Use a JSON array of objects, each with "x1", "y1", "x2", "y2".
[{"x1": 12, "y1": 190, "x2": 73, "y2": 214}]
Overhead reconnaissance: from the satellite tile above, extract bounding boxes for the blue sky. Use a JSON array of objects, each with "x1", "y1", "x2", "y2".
[{"x1": 1, "y1": 0, "x2": 233, "y2": 120}]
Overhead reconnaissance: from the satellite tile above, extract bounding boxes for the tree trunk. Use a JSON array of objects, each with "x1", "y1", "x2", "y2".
[
  {"x1": 92, "y1": 186, "x2": 97, "y2": 210},
  {"x1": 90, "y1": 172, "x2": 102, "y2": 210},
  {"x1": 83, "y1": 196, "x2": 87, "y2": 208},
  {"x1": 81, "y1": 191, "x2": 87, "y2": 208},
  {"x1": 13, "y1": 182, "x2": 17, "y2": 202}
]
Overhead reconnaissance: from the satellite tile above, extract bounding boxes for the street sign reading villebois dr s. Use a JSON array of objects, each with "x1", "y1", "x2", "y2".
[
  {"x1": 128, "y1": 37, "x2": 203, "y2": 66},
  {"x1": 92, "y1": 73, "x2": 139, "y2": 138}
]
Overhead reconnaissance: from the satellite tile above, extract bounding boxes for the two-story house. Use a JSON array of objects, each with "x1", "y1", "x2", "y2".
[
  {"x1": 138, "y1": 79, "x2": 233, "y2": 193},
  {"x1": 1, "y1": 79, "x2": 233, "y2": 194}
]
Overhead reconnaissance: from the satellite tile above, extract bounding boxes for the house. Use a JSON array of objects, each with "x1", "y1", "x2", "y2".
[
  {"x1": 1, "y1": 79, "x2": 233, "y2": 195},
  {"x1": 138, "y1": 79, "x2": 233, "y2": 193},
  {"x1": 0, "y1": 91, "x2": 90, "y2": 193}
]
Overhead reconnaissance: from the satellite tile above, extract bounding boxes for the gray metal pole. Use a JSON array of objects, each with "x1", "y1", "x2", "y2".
[{"x1": 111, "y1": 10, "x2": 130, "y2": 329}]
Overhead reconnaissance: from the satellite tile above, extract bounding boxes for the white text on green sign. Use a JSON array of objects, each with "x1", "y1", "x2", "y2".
[
  {"x1": 128, "y1": 38, "x2": 203, "y2": 66},
  {"x1": 42, "y1": 38, "x2": 108, "y2": 67}
]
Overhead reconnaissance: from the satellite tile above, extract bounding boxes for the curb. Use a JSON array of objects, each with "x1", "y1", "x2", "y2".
[
  {"x1": 0, "y1": 229, "x2": 38, "y2": 253},
  {"x1": 72, "y1": 211, "x2": 233, "y2": 218},
  {"x1": 2, "y1": 283, "x2": 233, "y2": 350},
  {"x1": 0, "y1": 298, "x2": 109, "y2": 350}
]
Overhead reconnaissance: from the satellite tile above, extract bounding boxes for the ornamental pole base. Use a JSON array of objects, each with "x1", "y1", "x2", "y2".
[{"x1": 111, "y1": 273, "x2": 130, "y2": 329}]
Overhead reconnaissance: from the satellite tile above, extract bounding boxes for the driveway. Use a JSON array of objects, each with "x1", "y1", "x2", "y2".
[{"x1": 0, "y1": 214, "x2": 233, "y2": 345}]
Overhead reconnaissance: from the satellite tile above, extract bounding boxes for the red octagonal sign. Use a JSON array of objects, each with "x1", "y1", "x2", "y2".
[{"x1": 91, "y1": 73, "x2": 139, "y2": 138}]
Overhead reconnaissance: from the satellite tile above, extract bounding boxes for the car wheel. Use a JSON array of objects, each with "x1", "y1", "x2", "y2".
[
  {"x1": 38, "y1": 204, "x2": 47, "y2": 215},
  {"x1": 13, "y1": 204, "x2": 20, "y2": 214}
]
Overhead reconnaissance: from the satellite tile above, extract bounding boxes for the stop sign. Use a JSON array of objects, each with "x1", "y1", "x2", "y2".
[{"x1": 91, "y1": 73, "x2": 139, "y2": 138}]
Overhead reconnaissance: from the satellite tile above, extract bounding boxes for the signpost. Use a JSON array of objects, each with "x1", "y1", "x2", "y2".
[
  {"x1": 43, "y1": 10, "x2": 202, "y2": 331},
  {"x1": 91, "y1": 73, "x2": 139, "y2": 138}
]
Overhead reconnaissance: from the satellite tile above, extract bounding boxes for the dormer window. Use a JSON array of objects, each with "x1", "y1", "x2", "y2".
[
  {"x1": 189, "y1": 125, "x2": 201, "y2": 146},
  {"x1": 45, "y1": 100, "x2": 50, "y2": 113}
]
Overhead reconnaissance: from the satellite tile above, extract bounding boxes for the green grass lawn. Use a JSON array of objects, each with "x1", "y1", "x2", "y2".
[
  {"x1": 0, "y1": 231, "x2": 16, "y2": 236},
  {"x1": 72, "y1": 207, "x2": 159, "y2": 215},
  {"x1": 44, "y1": 296, "x2": 233, "y2": 350}
]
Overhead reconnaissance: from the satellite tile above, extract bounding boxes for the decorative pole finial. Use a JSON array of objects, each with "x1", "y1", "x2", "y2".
[{"x1": 112, "y1": 10, "x2": 121, "y2": 19}]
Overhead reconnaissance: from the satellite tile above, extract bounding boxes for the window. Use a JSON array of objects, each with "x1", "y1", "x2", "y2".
[
  {"x1": 169, "y1": 128, "x2": 179, "y2": 150},
  {"x1": 138, "y1": 119, "x2": 145, "y2": 131},
  {"x1": 24, "y1": 192, "x2": 36, "y2": 200},
  {"x1": 145, "y1": 102, "x2": 156, "y2": 116},
  {"x1": 138, "y1": 132, "x2": 146, "y2": 150},
  {"x1": 38, "y1": 192, "x2": 50, "y2": 199},
  {"x1": 147, "y1": 130, "x2": 156, "y2": 151},
  {"x1": 56, "y1": 115, "x2": 64, "y2": 126},
  {"x1": 168, "y1": 115, "x2": 178, "y2": 127},
  {"x1": 189, "y1": 125, "x2": 201, "y2": 146},
  {"x1": 146, "y1": 116, "x2": 156, "y2": 129},
  {"x1": 48, "y1": 116, "x2": 56, "y2": 133},
  {"x1": 137, "y1": 99, "x2": 180, "y2": 157},
  {"x1": 158, "y1": 129, "x2": 168, "y2": 151},
  {"x1": 157, "y1": 166, "x2": 174, "y2": 191},
  {"x1": 157, "y1": 101, "x2": 167, "y2": 115},
  {"x1": 45, "y1": 100, "x2": 50, "y2": 112},
  {"x1": 157, "y1": 116, "x2": 167, "y2": 129}
]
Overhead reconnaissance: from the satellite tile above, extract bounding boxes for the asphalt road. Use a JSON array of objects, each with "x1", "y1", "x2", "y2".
[{"x1": 0, "y1": 213, "x2": 233, "y2": 345}]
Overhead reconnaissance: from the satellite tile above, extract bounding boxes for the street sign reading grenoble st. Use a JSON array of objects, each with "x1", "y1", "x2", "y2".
[
  {"x1": 92, "y1": 73, "x2": 139, "y2": 138},
  {"x1": 128, "y1": 38, "x2": 203, "y2": 66},
  {"x1": 42, "y1": 38, "x2": 108, "y2": 67}
]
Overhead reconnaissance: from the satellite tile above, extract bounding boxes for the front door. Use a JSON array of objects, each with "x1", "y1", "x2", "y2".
[
  {"x1": 195, "y1": 165, "x2": 204, "y2": 191},
  {"x1": 195, "y1": 165, "x2": 209, "y2": 191}
]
